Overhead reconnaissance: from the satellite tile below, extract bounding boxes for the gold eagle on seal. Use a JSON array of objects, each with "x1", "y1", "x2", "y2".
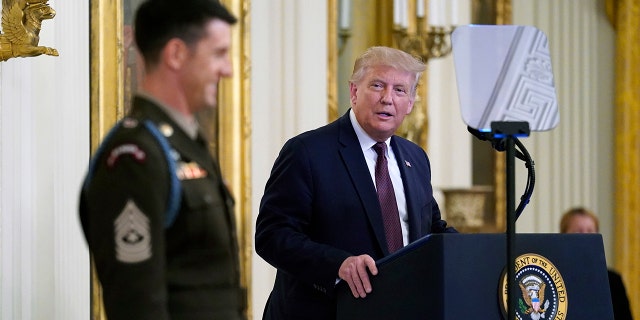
[
  {"x1": 0, "y1": 0, "x2": 58, "y2": 61},
  {"x1": 519, "y1": 280, "x2": 550, "y2": 319}
]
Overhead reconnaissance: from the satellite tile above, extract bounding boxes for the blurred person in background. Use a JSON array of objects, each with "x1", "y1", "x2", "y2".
[{"x1": 560, "y1": 207, "x2": 633, "y2": 320}]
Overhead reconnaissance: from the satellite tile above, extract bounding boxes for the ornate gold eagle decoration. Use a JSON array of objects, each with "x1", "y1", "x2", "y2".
[{"x1": 0, "y1": 0, "x2": 58, "y2": 61}]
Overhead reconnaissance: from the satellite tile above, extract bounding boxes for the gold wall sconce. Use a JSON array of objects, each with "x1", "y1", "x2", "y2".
[
  {"x1": 392, "y1": 0, "x2": 456, "y2": 62},
  {"x1": 0, "y1": 0, "x2": 59, "y2": 62},
  {"x1": 337, "y1": 0, "x2": 458, "y2": 62}
]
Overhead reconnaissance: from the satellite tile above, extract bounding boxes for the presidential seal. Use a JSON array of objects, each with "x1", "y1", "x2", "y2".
[{"x1": 499, "y1": 253, "x2": 568, "y2": 320}]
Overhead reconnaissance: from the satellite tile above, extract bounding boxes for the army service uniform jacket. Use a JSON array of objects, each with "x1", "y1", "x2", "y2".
[{"x1": 79, "y1": 96, "x2": 245, "y2": 320}]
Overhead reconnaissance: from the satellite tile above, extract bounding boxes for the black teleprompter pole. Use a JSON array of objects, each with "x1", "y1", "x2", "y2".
[
  {"x1": 506, "y1": 135, "x2": 517, "y2": 320},
  {"x1": 491, "y1": 121, "x2": 530, "y2": 320}
]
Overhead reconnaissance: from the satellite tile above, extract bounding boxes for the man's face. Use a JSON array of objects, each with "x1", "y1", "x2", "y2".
[
  {"x1": 350, "y1": 65, "x2": 415, "y2": 142},
  {"x1": 181, "y1": 19, "x2": 232, "y2": 113},
  {"x1": 566, "y1": 215, "x2": 597, "y2": 233}
]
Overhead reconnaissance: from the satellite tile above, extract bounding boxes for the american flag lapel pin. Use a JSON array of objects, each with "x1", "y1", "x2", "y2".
[{"x1": 405, "y1": 160, "x2": 411, "y2": 168}]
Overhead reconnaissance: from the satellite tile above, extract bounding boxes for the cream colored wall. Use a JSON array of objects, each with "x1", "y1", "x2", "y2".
[
  {"x1": 0, "y1": 1, "x2": 91, "y2": 319},
  {"x1": 250, "y1": 1, "x2": 328, "y2": 318}
]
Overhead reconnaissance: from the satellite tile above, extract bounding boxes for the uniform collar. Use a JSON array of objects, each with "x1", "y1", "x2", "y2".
[{"x1": 136, "y1": 91, "x2": 200, "y2": 140}]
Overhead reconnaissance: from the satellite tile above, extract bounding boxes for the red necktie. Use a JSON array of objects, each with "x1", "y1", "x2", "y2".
[{"x1": 373, "y1": 142, "x2": 403, "y2": 253}]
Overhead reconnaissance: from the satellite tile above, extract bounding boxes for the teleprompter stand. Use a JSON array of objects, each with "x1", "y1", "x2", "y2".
[{"x1": 491, "y1": 120, "x2": 530, "y2": 320}]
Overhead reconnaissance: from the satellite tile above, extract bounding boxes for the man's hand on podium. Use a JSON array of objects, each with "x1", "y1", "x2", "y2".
[{"x1": 339, "y1": 254, "x2": 378, "y2": 298}]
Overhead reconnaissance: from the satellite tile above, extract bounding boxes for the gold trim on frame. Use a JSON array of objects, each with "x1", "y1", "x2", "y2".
[
  {"x1": 89, "y1": 2, "x2": 122, "y2": 318},
  {"x1": 90, "y1": 0, "x2": 123, "y2": 151},
  {"x1": 217, "y1": 0, "x2": 253, "y2": 318},
  {"x1": 328, "y1": 0, "x2": 339, "y2": 122},
  {"x1": 89, "y1": 0, "x2": 252, "y2": 319}
]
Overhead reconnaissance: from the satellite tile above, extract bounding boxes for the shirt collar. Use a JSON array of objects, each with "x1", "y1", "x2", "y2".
[
  {"x1": 136, "y1": 91, "x2": 200, "y2": 140},
  {"x1": 349, "y1": 109, "x2": 391, "y2": 152}
]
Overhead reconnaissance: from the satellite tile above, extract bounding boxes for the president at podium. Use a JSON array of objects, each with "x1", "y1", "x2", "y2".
[{"x1": 255, "y1": 46, "x2": 457, "y2": 320}]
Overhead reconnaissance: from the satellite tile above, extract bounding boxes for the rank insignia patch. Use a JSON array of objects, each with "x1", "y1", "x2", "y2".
[
  {"x1": 499, "y1": 253, "x2": 568, "y2": 320},
  {"x1": 114, "y1": 200, "x2": 152, "y2": 263}
]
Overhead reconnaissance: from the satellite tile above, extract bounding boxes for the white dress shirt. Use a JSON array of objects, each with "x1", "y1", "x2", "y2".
[{"x1": 349, "y1": 110, "x2": 409, "y2": 246}]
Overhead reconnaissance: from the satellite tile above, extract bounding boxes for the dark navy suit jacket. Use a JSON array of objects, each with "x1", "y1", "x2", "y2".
[{"x1": 255, "y1": 111, "x2": 456, "y2": 320}]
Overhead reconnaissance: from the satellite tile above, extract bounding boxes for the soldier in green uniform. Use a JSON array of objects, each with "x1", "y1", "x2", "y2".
[{"x1": 79, "y1": 1, "x2": 246, "y2": 319}]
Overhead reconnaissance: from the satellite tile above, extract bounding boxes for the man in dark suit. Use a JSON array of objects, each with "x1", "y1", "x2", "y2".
[
  {"x1": 79, "y1": 1, "x2": 246, "y2": 319},
  {"x1": 255, "y1": 46, "x2": 457, "y2": 320}
]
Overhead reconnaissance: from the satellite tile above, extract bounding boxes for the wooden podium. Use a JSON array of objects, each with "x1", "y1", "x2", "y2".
[{"x1": 336, "y1": 233, "x2": 613, "y2": 319}]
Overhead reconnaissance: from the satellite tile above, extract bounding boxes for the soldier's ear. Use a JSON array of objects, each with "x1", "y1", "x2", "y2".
[{"x1": 162, "y1": 38, "x2": 189, "y2": 70}]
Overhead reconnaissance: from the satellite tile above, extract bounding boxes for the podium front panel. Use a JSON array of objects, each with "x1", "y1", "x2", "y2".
[{"x1": 336, "y1": 233, "x2": 612, "y2": 320}]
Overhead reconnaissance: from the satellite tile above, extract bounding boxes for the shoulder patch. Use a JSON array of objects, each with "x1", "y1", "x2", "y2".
[
  {"x1": 114, "y1": 200, "x2": 152, "y2": 263},
  {"x1": 106, "y1": 144, "x2": 146, "y2": 167}
]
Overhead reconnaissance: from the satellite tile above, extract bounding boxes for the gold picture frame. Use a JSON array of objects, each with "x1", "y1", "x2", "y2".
[{"x1": 89, "y1": 0, "x2": 252, "y2": 318}]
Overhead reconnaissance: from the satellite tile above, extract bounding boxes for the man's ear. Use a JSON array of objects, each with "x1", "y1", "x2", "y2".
[
  {"x1": 161, "y1": 38, "x2": 189, "y2": 70},
  {"x1": 349, "y1": 82, "x2": 358, "y2": 107},
  {"x1": 406, "y1": 98, "x2": 414, "y2": 114}
]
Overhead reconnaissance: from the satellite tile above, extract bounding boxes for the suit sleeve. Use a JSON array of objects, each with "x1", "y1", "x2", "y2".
[
  {"x1": 413, "y1": 143, "x2": 457, "y2": 234},
  {"x1": 80, "y1": 127, "x2": 171, "y2": 320},
  {"x1": 255, "y1": 137, "x2": 352, "y2": 292},
  {"x1": 429, "y1": 198, "x2": 457, "y2": 233}
]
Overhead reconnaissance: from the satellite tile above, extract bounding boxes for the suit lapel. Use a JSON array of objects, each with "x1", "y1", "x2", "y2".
[
  {"x1": 337, "y1": 114, "x2": 390, "y2": 255},
  {"x1": 391, "y1": 138, "x2": 422, "y2": 242}
]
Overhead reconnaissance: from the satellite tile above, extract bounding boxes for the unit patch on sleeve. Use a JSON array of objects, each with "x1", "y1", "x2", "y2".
[
  {"x1": 107, "y1": 144, "x2": 146, "y2": 167},
  {"x1": 114, "y1": 200, "x2": 152, "y2": 263}
]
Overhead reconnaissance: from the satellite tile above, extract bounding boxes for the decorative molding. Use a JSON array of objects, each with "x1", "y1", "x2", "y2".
[
  {"x1": 0, "y1": 0, "x2": 58, "y2": 61},
  {"x1": 89, "y1": 1, "x2": 122, "y2": 317},
  {"x1": 217, "y1": 0, "x2": 253, "y2": 318}
]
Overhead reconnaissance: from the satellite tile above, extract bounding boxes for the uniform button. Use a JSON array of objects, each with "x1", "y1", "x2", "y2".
[{"x1": 203, "y1": 195, "x2": 213, "y2": 204}]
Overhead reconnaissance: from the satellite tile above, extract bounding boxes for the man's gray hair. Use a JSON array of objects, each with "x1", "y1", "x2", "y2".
[{"x1": 349, "y1": 46, "x2": 427, "y2": 96}]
